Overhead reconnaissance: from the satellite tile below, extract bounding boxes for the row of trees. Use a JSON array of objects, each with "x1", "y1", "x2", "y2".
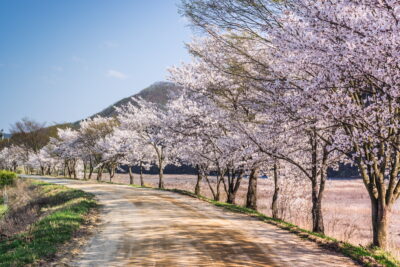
[
  {"x1": 175, "y1": 0, "x2": 400, "y2": 250},
  {"x1": 1, "y1": 0, "x2": 398, "y2": 251}
]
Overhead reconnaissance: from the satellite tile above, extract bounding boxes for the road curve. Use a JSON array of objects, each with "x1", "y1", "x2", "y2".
[{"x1": 31, "y1": 177, "x2": 359, "y2": 267}]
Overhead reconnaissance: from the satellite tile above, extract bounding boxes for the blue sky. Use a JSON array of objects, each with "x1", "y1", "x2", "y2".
[{"x1": 0, "y1": 0, "x2": 191, "y2": 131}]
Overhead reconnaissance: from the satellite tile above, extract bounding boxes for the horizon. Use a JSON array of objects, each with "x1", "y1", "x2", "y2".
[{"x1": 0, "y1": 0, "x2": 191, "y2": 132}]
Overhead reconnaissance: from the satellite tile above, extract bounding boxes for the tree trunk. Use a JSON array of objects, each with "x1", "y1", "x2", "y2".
[
  {"x1": 246, "y1": 167, "x2": 258, "y2": 210},
  {"x1": 215, "y1": 175, "x2": 223, "y2": 201},
  {"x1": 195, "y1": 165, "x2": 202, "y2": 196},
  {"x1": 107, "y1": 166, "x2": 114, "y2": 182},
  {"x1": 226, "y1": 190, "x2": 236, "y2": 204},
  {"x1": 83, "y1": 162, "x2": 87, "y2": 180},
  {"x1": 371, "y1": 198, "x2": 391, "y2": 249},
  {"x1": 67, "y1": 163, "x2": 72, "y2": 178},
  {"x1": 73, "y1": 161, "x2": 77, "y2": 179},
  {"x1": 63, "y1": 163, "x2": 67, "y2": 177},
  {"x1": 97, "y1": 165, "x2": 104, "y2": 181},
  {"x1": 309, "y1": 130, "x2": 326, "y2": 234},
  {"x1": 311, "y1": 177, "x2": 325, "y2": 234},
  {"x1": 140, "y1": 161, "x2": 144, "y2": 186},
  {"x1": 158, "y1": 161, "x2": 164, "y2": 189},
  {"x1": 271, "y1": 163, "x2": 280, "y2": 219},
  {"x1": 128, "y1": 166, "x2": 134, "y2": 185},
  {"x1": 89, "y1": 162, "x2": 94, "y2": 180},
  {"x1": 204, "y1": 174, "x2": 217, "y2": 200},
  {"x1": 226, "y1": 170, "x2": 243, "y2": 205}
]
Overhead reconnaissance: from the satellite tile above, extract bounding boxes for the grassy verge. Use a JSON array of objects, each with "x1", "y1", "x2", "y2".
[
  {"x1": 0, "y1": 181, "x2": 98, "y2": 267},
  {"x1": 0, "y1": 198, "x2": 7, "y2": 218}
]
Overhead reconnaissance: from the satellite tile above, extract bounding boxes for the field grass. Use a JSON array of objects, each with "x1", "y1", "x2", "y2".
[{"x1": 0, "y1": 181, "x2": 97, "y2": 267}]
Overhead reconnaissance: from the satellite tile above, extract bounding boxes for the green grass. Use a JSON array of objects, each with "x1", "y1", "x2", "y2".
[
  {"x1": 0, "y1": 170, "x2": 17, "y2": 189},
  {"x1": 0, "y1": 197, "x2": 7, "y2": 218},
  {"x1": 0, "y1": 181, "x2": 98, "y2": 267},
  {"x1": 0, "y1": 206, "x2": 7, "y2": 218}
]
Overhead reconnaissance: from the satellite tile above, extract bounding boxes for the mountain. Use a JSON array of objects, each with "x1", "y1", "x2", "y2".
[{"x1": 93, "y1": 81, "x2": 181, "y2": 119}]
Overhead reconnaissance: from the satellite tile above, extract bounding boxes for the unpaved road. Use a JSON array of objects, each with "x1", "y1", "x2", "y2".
[{"x1": 32, "y1": 177, "x2": 359, "y2": 267}]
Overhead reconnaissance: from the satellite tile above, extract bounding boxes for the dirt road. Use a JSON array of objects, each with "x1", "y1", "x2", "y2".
[{"x1": 32, "y1": 177, "x2": 359, "y2": 267}]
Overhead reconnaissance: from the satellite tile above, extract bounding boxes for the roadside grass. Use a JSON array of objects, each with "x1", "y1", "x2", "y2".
[
  {"x1": 0, "y1": 180, "x2": 98, "y2": 267},
  {"x1": 0, "y1": 197, "x2": 7, "y2": 218},
  {"x1": 37, "y1": 175, "x2": 399, "y2": 267}
]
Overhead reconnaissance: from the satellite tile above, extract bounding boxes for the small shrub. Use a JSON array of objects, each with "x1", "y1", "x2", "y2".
[{"x1": 0, "y1": 171, "x2": 17, "y2": 189}]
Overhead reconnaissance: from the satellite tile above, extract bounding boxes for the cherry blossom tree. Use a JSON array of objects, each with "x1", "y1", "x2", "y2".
[
  {"x1": 50, "y1": 128, "x2": 81, "y2": 178},
  {"x1": 166, "y1": 86, "x2": 267, "y2": 205},
  {"x1": 116, "y1": 97, "x2": 173, "y2": 189},
  {"x1": 169, "y1": 30, "x2": 342, "y2": 233},
  {"x1": 0, "y1": 145, "x2": 26, "y2": 172},
  {"x1": 98, "y1": 128, "x2": 153, "y2": 185},
  {"x1": 78, "y1": 117, "x2": 118, "y2": 181},
  {"x1": 268, "y1": 0, "x2": 400, "y2": 248},
  {"x1": 180, "y1": 0, "x2": 400, "y2": 248}
]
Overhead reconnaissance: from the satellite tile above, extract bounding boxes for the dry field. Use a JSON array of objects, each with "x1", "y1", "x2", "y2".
[{"x1": 96, "y1": 173, "x2": 400, "y2": 259}]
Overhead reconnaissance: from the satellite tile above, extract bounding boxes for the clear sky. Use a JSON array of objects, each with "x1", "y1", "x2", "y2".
[{"x1": 0, "y1": 0, "x2": 191, "y2": 132}]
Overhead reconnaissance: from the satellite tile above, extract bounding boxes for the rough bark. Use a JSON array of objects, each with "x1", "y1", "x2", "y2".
[
  {"x1": 308, "y1": 131, "x2": 326, "y2": 234},
  {"x1": 73, "y1": 161, "x2": 77, "y2": 179},
  {"x1": 140, "y1": 161, "x2": 145, "y2": 187},
  {"x1": 225, "y1": 169, "x2": 243, "y2": 205},
  {"x1": 204, "y1": 174, "x2": 217, "y2": 200},
  {"x1": 66, "y1": 163, "x2": 72, "y2": 178},
  {"x1": 63, "y1": 163, "x2": 67, "y2": 177},
  {"x1": 311, "y1": 178, "x2": 325, "y2": 234},
  {"x1": 107, "y1": 166, "x2": 115, "y2": 182},
  {"x1": 158, "y1": 165, "x2": 164, "y2": 189},
  {"x1": 88, "y1": 159, "x2": 94, "y2": 179},
  {"x1": 271, "y1": 163, "x2": 280, "y2": 219},
  {"x1": 195, "y1": 165, "x2": 203, "y2": 196},
  {"x1": 83, "y1": 162, "x2": 87, "y2": 180},
  {"x1": 156, "y1": 147, "x2": 165, "y2": 189},
  {"x1": 97, "y1": 165, "x2": 104, "y2": 181},
  {"x1": 215, "y1": 175, "x2": 223, "y2": 201},
  {"x1": 128, "y1": 166, "x2": 134, "y2": 185},
  {"x1": 370, "y1": 197, "x2": 390, "y2": 248},
  {"x1": 246, "y1": 167, "x2": 258, "y2": 210}
]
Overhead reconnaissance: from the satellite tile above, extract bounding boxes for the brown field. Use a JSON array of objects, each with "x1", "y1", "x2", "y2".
[{"x1": 94, "y1": 172, "x2": 400, "y2": 259}]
